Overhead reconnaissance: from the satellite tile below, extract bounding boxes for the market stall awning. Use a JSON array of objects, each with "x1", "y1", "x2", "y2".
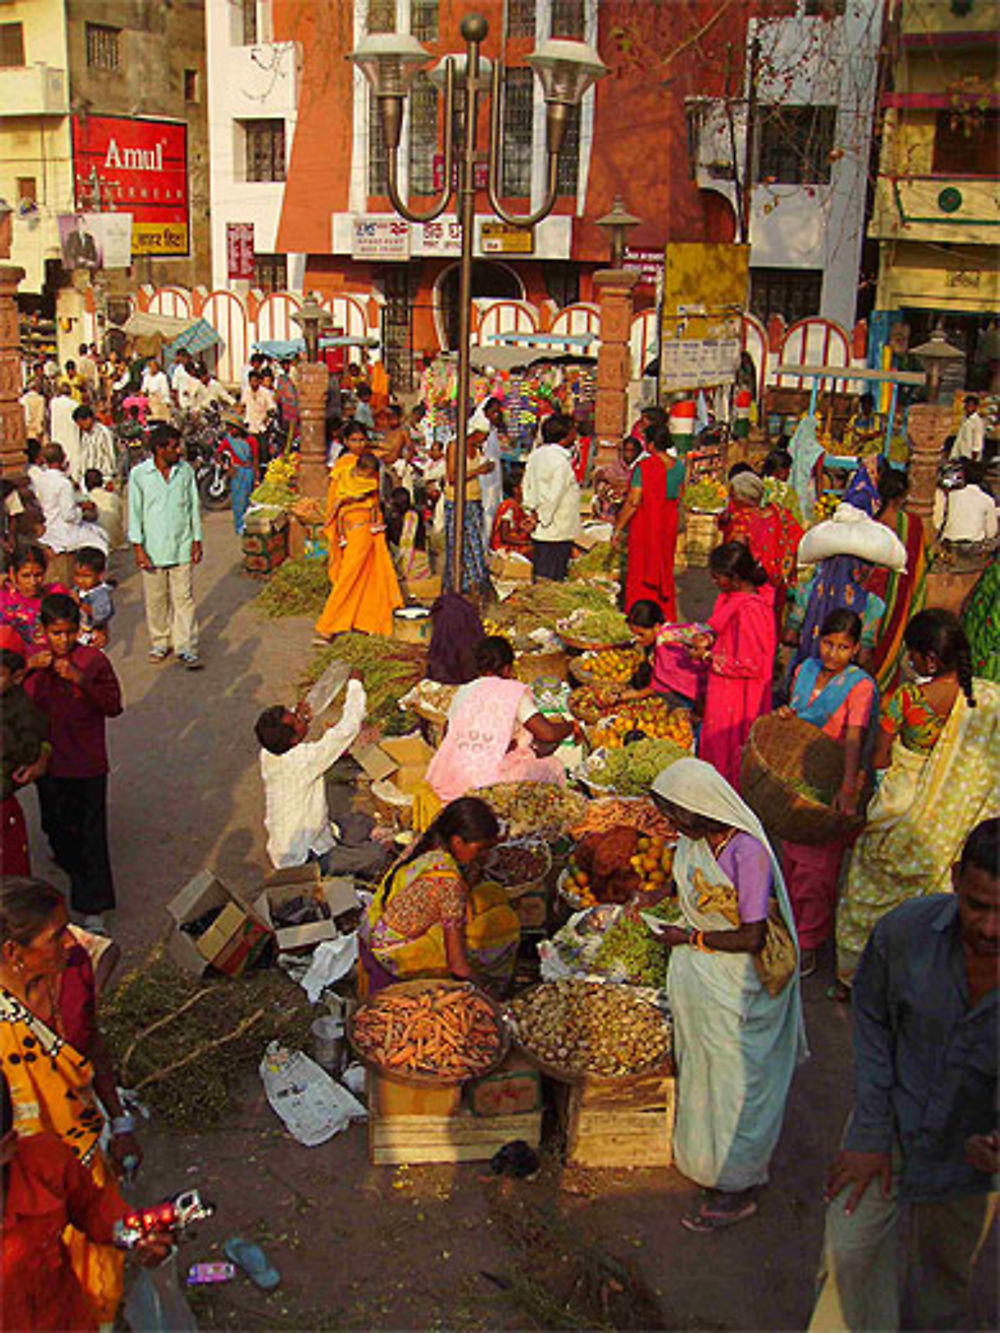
[
  {"x1": 167, "y1": 318, "x2": 222, "y2": 359},
  {"x1": 470, "y1": 341, "x2": 598, "y2": 373},
  {"x1": 123, "y1": 310, "x2": 199, "y2": 341},
  {"x1": 252, "y1": 336, "x2": 379, "y2": 358}
]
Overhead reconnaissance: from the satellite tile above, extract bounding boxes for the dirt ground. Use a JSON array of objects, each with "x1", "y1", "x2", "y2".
[{"x1": 24, "y1": 514, "x2": 996, "y2": 1331}]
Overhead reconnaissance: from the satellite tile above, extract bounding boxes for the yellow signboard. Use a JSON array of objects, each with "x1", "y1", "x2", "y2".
[
  {"x1": 659, "y1": 243, "x2": 750, "y2": 393},
  {"x1": 480, "y1": 221, "x2": 534, "y2": 254},
  {"x1": 131, "y1": 222, "x2": 190, "y2": 256}
]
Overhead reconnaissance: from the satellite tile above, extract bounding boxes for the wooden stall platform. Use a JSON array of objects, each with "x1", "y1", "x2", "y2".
[{"x1": 555, "y1": 1070, "x2": 676, "y2": 1169}]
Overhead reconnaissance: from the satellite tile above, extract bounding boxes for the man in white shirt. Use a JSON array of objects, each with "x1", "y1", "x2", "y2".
[
  {"x1": 242, "y1": 370, "x2": 276, "y2": 437},
  {"x1": 952, "y1": 395, "x2": 986, "y2": 462},
  {"x1": 256, "y1": 676, "x2": 367, "y2": 869},
  {"x1": 172, "y1": 355, "x2": 201, "y2": 412},
  {"x1": 935, "y1": 462, "x2": 998, "y2": 546},
  {"x1": 21, "y1": 378, "x2": 47, "y2": 441},
  {"x1": 76, "y1": 342, "x2": 99, "y2": 397},
  {"x1": 521, "y1": 412, "x2": 580, "y2": 582},
  {"x1": 471, "y1": 397, "x2": 506, "y2": 540},
  {"x1": 48, "y1": 386, "x2": 82, "y2": 480},
  {"x1": 141, "y1": 358, "x2": 172, "y2": 421},
  {"x1": 33, "y1": 443, "x2": 109, "y2": 554},
  {"x1": 73, "y1": 405, "x2": 119, "y2": 486}
]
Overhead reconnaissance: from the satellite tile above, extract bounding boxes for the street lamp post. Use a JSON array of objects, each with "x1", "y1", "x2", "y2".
[{"x1": 350, "y1": 15, "x2": 605, "y2": 593}]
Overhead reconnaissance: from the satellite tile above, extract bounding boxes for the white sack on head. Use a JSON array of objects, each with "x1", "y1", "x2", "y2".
[{"x1": 797, "y1": 503, "x2": 907, "y2": 571}]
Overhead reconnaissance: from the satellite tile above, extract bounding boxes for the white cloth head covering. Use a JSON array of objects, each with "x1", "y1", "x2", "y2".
[{"x1": 730, "y1": 471, "x2": 766, "y2": 505}]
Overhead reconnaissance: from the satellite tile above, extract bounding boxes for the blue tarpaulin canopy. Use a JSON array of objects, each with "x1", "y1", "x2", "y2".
[
  {"x1": 166, "y1": 317, "x2": 222, "y2": 359},
  {"x1": 252, "y1": 335, "x2": 379, "y2": 358}
]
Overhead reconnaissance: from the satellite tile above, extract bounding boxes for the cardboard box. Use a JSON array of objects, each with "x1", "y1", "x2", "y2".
[
  {"x1": 253, "y1": 865, "x2": 359, "y2": 953},
  {"x1": 488, "y1": 551, "x2": 532, "y2": 582},
  {"x1": 467, "y1": 1054, "x2": 542, "y2": 1118},
  {"x1": 166, "y1": 871, "x2": 271, "y2": 977}
]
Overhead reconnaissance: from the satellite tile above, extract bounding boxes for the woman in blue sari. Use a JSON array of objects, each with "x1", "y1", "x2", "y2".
[
  {"x1": 218, "y1": 415, "x2": 258, "y2": 535},
  {"x1": 648, "y1": 759, "x2": 807, "y2": 1233}
]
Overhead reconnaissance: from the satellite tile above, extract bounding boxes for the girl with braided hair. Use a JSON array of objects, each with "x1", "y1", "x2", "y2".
[{"x1": 835, "y1": 610, "x2": 1000, "y2": 991}]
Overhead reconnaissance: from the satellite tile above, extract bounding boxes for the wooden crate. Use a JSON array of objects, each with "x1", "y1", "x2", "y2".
[
  {"x1": 367, "y1": 1066, "x2": 542, "y2": 1164},
  {"x1": 557, "y1": 1071, "x2": 675, "y2": 1169},
  {"x1": 683, "y1": 511, "x2": 719, "y2": 567},
  {"x1": 467, "y1": 1053, "x2": 541, "y2": 1118}
]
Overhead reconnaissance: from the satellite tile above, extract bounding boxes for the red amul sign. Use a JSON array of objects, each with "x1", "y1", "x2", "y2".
[{"x1": 72, "y1": 114, "x2": 189, "y2": 257}]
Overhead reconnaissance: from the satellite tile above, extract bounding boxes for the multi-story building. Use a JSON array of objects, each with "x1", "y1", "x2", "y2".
[
  {"x1": 0, "y1": 0, "x2": 209, "y2": 337},
  {"x1": 868, "y1": 0, "x2": 999, "y2": 378},
  {"x1": 688, "y1": 0, "x2": 885, "y2": 331}
]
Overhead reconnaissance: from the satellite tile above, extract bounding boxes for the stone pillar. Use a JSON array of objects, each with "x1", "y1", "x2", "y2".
[
  {"x1": 593, "y1": 267, "x2": 639, "y2": 468},
  {"x1": 906, "y1": 403, "x2": 951, "y2": 531},
  {"x1": 0, "y1": 265, "x2": 26, "y2": 478},
  {"x1": 290, "y1": 359, "x2": 329, "y2": 558}
]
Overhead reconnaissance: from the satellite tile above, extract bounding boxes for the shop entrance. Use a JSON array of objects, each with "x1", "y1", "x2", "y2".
[{"x1": 435, "y1": 260, "x2": 523, "y2": 351}]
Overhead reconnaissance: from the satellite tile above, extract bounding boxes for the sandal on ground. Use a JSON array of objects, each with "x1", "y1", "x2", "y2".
[
  {"x1": 223, "y1": 1237, "x2": 280, "y2": 1290},
  {"x1": 680, "y1": 1192, "x2": 758, "y2": 1234}
]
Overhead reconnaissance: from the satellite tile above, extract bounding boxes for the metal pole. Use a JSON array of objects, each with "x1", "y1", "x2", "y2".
[
  {"x1": 451, "y1": 18, "x2": 485, "y2": 595},
  {"x1": 742, "y1": 36, "x2": 760, "y2": 246}
]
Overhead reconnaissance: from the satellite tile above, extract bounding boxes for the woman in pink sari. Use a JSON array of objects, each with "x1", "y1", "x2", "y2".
[
  {"x1": 427, "y1": 637, "x2": 578, "y2": 804},
  {"x1": 694, "y1": 542, "x2": 777, "y2": 791}
]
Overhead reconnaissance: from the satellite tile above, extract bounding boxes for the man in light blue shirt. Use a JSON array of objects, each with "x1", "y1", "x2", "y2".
[{"x1": 128, "y1": 422, "x2": 204, "y2": 669}]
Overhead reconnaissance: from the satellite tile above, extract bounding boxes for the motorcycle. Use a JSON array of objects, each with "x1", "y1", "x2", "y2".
[{"x1": 178, "y1": 407, "x2": 232, "y2": 510}]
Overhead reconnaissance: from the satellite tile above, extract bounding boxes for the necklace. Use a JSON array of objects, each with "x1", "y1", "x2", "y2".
[{"x1": 708, "y1": 827, "x2": 738, "y2": 859}]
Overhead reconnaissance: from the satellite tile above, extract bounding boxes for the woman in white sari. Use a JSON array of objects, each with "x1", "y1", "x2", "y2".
[{"x1": 651, "y1": 759, "x2": 808, "y2": 1232}]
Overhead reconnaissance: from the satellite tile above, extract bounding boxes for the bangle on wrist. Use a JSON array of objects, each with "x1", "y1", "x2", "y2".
[{"x1": 111, "y1": 1112, "x2": 136, "y2": 1137}]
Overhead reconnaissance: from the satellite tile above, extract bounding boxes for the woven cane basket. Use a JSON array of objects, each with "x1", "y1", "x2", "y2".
[{"x1": 741, "y1": 714, "x2": 865, "y2": 846}]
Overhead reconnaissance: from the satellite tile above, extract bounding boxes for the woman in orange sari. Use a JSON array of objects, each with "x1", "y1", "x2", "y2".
[
  {"x1": 1, "y1": 879, "x2": 137, "y2": 1326},
  {"x1": 315, "y1": 435, "x2": 402, "y2": 640}
]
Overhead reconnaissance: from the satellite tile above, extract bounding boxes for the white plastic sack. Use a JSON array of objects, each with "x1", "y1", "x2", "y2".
[
  {"x1": 259, "y1": 1042, "x2": 366, "y2": 1147},
  {"x1": 798, "y1": 503, "x2": 908, "y2": 571},
  {"x1": 299, "y1": 934, "x2": 358, "y2": 1004}
]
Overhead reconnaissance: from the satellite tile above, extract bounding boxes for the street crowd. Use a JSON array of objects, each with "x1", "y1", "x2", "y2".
[{"x1": 0, "y1": 334, "x2": 997, "y2": 1332}]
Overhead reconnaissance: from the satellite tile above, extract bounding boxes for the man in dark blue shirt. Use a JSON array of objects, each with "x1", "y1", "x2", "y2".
[{"x1": 809, "y1": 818, "x2": 998, "y2": 1331}]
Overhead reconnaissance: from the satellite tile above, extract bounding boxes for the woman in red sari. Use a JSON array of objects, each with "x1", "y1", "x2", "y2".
[
  {"x1": 719, "y1": 470, "x2": 802, "y2": 622},
  {"x1": 693, "y1": 542, "x2": 777, "y2": 791},
  {"x1": 612, "y1": 424, "x2": 685, "y2": 621}
]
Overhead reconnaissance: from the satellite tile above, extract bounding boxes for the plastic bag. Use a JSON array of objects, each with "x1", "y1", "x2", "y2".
[
  {"x1": 259, "y1": 1042, "x2": 366, "y2": 1147},
  {"x1": 124, "y1": 1255, "x2": 197, "y2": 1332},
  {"x1": 304, "y1": 660, "x2": 351, "y2": 716}
]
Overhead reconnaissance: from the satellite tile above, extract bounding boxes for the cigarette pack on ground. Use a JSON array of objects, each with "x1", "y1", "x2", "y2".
[
  {"x1": 253, "y1": 864, "x2": 359, "y2": 953},
  {"x1": 166, "y1": 871, "x2": 271, "y2": 977}
]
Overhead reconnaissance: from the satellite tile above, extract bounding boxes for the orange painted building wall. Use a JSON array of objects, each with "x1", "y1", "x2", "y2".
[{"x1": 268, "y1": 0, "x2": 795, "y2": 357}]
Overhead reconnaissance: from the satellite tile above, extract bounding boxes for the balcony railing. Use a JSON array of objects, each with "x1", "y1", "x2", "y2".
[
  {"x1": 870, "y1": 174, "x2": 1000, "y2": 240},
  {"x1": 0, "y1": 64, "x2": 68, "y2": 117}
]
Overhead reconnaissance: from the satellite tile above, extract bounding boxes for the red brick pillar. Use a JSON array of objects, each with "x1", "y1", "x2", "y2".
[
  {"x1": 593, "y1": 267, "x2": 639, "y2": 469},
  {"x1": 290, "y1": 359, "x2": 329, "y2": 558},
  {"x1": 906, "y1": 403, "x2": 950, "y2": 532},
  {"x1": 0, "y1": 265, "x2": 26, "y2": 478}
]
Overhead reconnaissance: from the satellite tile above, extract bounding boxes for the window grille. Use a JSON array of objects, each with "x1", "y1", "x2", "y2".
[
  {"x1": 244, "y1": 119, "x2": 286, "y2": 182},
  {"x1": 557, "y1": 104, "x2": 581, "y2": 195},
  {"x1": 409, "y1": 73, "x2": 439, "y2": 196},
  {"x1": 502, "y1": 68, "x2": 533, "y2": 197},
  {"x1": 411, "y1": 0, "x2": 438, "y2": 41},
  {"x1": 506, "y1": 0, "x2": 535, "y2": 38},
  {"x1": 369, "y1": 91, "x2": 389, "y2": 194},
  {"x1": 749, "y1": 268, "x2": 822, "y2": 325},
  {"x1": 757, "y1": 106, "x2": 836, "y2": 185},
  {"x1": 253, "y1": 254, "x2": 288, "y2": 293},
  {"x1": 367, "y1": 0, "x2": 396, "y2": 33},
  {"x1": 85, "y1": 23, "x2": 120, "y2": 71},
  {"x1": 551, "y1": 0, "x2": 585, "y2": 38},
  {"x1": 0, "y1": 22, "x2": 25, "y2": 67}
]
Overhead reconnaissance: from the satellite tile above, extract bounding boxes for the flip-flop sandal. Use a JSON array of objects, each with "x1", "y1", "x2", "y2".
[
  {"x1": 680, "y1": 1198, "x2": 758, "y2": 1233},
  {"x1": 223, "y1": 1237, "x2": 280, "y2": 1290}
]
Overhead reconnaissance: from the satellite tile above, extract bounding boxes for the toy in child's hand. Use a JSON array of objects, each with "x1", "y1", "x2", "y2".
[{"x1": 113, "y1": 1189, "x2": 215, "y2": 1251}]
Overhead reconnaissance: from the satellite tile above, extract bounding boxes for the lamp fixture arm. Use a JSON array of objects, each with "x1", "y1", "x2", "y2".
[
  {"x1": 485, "y1": 59, "x2": 559, "y2": 228},
  {"x1": 382, "y1": 60, "x2": 456, "y2": 225}
]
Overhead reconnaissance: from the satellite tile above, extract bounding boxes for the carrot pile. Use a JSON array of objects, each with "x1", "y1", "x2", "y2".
[{"x1": 352, "y1": 984, "x2": 502, "y2": 1079}]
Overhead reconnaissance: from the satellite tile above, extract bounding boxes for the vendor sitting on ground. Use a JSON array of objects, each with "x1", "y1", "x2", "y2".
[
  {"x1": 489, "y1": 470, "x2": 535, "y2": 558},
  {"x1": 843, "y1": 393, "x2": 883, "y2": 457},
  {"x1": 622, "y1": 599, "x2": 706, "y2": 714},
  {"x1": 359, "y1": 796, "x2": 519, "y2": 996},
  {"x1": 425, "y1": 636, "x2": 579, "y2": 804}
]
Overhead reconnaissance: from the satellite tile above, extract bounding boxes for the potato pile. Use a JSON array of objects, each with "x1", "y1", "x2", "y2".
[
  {"x1": 568, "y1": 684, "x2": 630, "y2": 724},
  {"x1": 511, "y1": 981, "x2": 671, "y2": 1077}
]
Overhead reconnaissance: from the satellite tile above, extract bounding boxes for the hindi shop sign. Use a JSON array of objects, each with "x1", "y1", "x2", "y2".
[
  {"x1": 72, "y1": 114, "x2": 189, "y2": 258},
  {"x1": 352, "y1": 216, "x2": 410, "y2": 261},
  {"x1": 226, "y1": 223, "x2": 255, "y2": 281}
]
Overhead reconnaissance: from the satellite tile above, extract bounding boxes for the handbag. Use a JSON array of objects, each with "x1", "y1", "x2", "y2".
[{"x1": 754, "y1": 901, "x2": 798, "y2": 997}]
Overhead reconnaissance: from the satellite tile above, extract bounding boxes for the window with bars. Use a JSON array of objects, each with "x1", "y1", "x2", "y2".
[
  {"x1": 409, "y1": 73, "x2": 439, "y2": 196},
  {"x1": 369, "y1": 91, "x2": 389, "y2": 194},
  {"x1": 557, "y1": 104, "x2": 581, "y2": 195},
  {"x1": 411, "y1": 0, "x2": 438, "y2": 41},
  {"x1": 367, "y1": 0, "x2": 396, "y2": 33},
  {"x1": 0, "y1": 22, "x2": 24, "y2": 67},
  {"x1": 85, "y1": 23, "x2": 120, "y2": 71},
  {"x1": 551, "y1": 0, "x2": 586, "y2": 38},
  {"x1": 184, "y1": 68, "x2": 199, "y2": 102},
  {"x1": 506, "y1": 0, "x2": 535, "y2": 38},
  {"x1": 757, "y1": 106, "x2": 836, "y2": 185},
  {"x1": 502, "y1": 68, "x2": 533, "y2": 197},
  {"x1": 749, "y1": 268, "x2": 822, "y2": 325},
  {"x1": 242, "y1": 119, "x2": 286, "y2": 182},
  {"x1": 253, "y1": 254, "x2": 288, "y2": 293},
  {"x1": 241, "y1": 0, "x2": 258, "y2": 44},
  {"x1": 17, "y1": 177, "x2": 37, "y2": 203}
]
